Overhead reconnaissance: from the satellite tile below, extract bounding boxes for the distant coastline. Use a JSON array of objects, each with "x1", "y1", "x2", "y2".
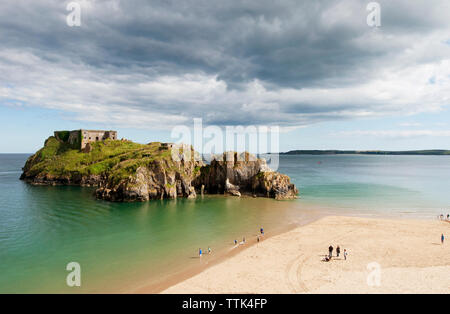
[{"x1": 280, "y1": 149, "x2": 450, "y2": 155}]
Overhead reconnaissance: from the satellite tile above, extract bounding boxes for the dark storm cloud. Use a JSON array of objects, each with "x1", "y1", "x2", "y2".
[{"x1": 0, "y1": 0, "x2": 449, "y2": 128}]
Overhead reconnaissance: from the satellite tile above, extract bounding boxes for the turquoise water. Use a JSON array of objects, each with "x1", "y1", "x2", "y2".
[
  {"x1": 276, "y1": 154, "x2": 450, "y2": 217},
  {"x1": 0, "y1": 154, "x2": 449, "y2": 293}
]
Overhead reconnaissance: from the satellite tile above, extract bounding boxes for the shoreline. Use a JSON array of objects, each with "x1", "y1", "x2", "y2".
[
  {"x1": 160, "y1": 215, "x2": 450, "y2": 294},
  {"x1": 130, "y1": 213, "x2": 322, "y2": 293}
]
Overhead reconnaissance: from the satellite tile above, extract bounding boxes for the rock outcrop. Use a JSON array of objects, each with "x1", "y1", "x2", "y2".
[
  {"x1": 21, "y1": 136, "x2": 298, "y2": 201},
  {"x1": 195, "y1": 152, "x2": 298, "y2": 200},
  {"x1": 225, "y1": 178, "x2": 241, "y2": 197},
  {"x1": 95, "y1": 158, "x2": 202, "y2": 202},
  {"x1": 251, "y1": 171, "x2": 298, "y2": 200},
  {"x1": 20, "y1": 172, "x2": 104, "y2": 187}
]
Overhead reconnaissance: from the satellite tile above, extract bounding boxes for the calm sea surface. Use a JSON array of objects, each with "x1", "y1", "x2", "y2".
[{"x1": 0, "y1": 154, "x2": 449, "y2": 293}]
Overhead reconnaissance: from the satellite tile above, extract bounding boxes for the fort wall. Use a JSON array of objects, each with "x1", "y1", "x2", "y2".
[{"x1": 54, "y1": 129, "x2": 117, "y2": 149}]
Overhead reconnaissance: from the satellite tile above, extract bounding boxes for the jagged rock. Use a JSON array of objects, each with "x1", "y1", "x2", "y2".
[
  {"x1": 187, "y1": 187, "x2": 197, "y2": 199},
  {"x1": 252, "y1": 171, "x2": 298, "y2": 200},
  {"x1": 225, "y1": 178, "x2": 241, "y2": 197},
  {"x1": 21, "y1": 171, "x2": 104, "y2": 187},
  {"x1": 195, "y1": 152, "x2": 298, "y2": 200},
  {"x1": 95, "y1": 158, "x2": 203, "y2": 202}
]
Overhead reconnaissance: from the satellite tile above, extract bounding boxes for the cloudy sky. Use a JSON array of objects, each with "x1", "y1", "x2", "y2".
[{"x1": 1, "y1": 0, "x2": 450, "y2": 152}]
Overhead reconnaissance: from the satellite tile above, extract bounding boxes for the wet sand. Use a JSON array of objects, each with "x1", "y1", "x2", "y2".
[
  {"x1": 130, "y1": 215, "x2": 315, "y2": 293},
  {"x1": 161, "y1": 216, "x2": 450, "y2": 294}
]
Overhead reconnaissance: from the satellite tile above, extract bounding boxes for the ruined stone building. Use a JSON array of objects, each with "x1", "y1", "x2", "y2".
[{"x1": 54, "y1": 129, "x2": 118, "y2": 150}]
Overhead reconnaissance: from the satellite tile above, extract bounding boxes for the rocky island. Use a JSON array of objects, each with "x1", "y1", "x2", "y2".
[{"x1": 20, "y1": 130, "x2": 298, "y2": 202}]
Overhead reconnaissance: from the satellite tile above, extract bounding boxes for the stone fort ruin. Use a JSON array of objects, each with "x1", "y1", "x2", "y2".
[{"x1": 54, "y1": 129, "x2": 118, "y2": 150}]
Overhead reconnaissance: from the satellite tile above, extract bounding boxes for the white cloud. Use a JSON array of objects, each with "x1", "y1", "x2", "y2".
[
  {"x1": 1, "y1": 46, "x2": 450, "y2": 129},
  {"x1": 1, "y1": 0, "x2": 450, "y2": 131}
]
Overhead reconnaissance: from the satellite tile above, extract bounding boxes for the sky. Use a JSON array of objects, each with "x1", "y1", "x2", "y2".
[{"x1": 1, "y1": 0, "x2": 450, "y2": 153}]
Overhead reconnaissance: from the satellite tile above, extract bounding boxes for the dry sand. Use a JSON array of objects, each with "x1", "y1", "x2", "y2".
[{"x1": 162, "y1": 216, "x2": 450, "y2": 294}]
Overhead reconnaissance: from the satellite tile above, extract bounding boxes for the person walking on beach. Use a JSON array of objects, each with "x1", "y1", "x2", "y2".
[
  {"x1": 208, "y1": 247, "x2": 211, "y2": 254},
  {"x1": 328, "y1": 245, "x2": 333, "y2": 258},
  {"x1": 199, "y1": 248, "x2": 202, "y2": 258},
  {"x1": 234, "y1": 239, "x2": 238, "y2": 246},
  {"x1": 260, "y1": 227, "x2": 264, "y2": 236},
  {"x1": 336, "y1": 246, "x2": 341, "y2": 258},
  {"x1": 344, "y1": 249, "x2": 348, "y2": 260},
  {"x1": 442, "y1": 234, "x2": 445, "y2": 244}
]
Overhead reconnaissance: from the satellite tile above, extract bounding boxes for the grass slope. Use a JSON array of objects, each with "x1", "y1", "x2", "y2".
[{"x1": 24, "y1": 137, "x2": 172, "y2": 182}]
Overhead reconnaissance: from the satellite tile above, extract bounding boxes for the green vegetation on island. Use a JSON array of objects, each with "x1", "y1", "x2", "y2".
[
  {"x1": 21, "y1": 136, "x2": 298, "y2": 202},
  {"x1": 21, "y1": 136, "x2": 172, "y2": 183}
]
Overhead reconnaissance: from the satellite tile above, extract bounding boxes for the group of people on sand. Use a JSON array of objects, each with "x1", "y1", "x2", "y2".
[
  {"x1": 234, "y1": 237, "x2": 246, "y2": 246},
  {"x1": 198, "y1": 246, "x2": 212, "y2": 258},
  {"x1": 438, "y1": 213, "x2": 450, "y2": 221},
  {"x1": 234, "y1": 227, "x2": 265, "y2": 247},
  {"x1": 323, "y1": 245, "x2": 347, "y2": 262},
  {"x1": 199, "y1": 227, "x2": 265, "y2": 257}
]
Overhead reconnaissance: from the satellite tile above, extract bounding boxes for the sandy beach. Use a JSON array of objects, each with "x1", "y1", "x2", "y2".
[{"x1": 162, "y1": 216, "x2": 450, "y2": 294}]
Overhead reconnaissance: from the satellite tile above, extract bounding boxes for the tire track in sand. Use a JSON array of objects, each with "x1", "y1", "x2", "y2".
[{"x1": 284, "y1": 229, "x2": 358, "y2": 293}]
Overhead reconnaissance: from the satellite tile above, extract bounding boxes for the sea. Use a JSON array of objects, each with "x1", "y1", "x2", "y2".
[{"x1": 0, "y1": 153, "x2": 449, "y2": 293}]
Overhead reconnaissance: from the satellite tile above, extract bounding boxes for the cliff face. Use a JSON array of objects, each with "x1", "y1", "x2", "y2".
[
  {"x1": 251, "y1": 171, "x2": 298, "y2": 200},
  {"x1": 21, "y1": 137, "x2": 298, "y2": 201},
  {"x1": 96, "y1": 158, "x2": 202, "y2": 202},
  {"x1": 196, "y1": 152, "x2": 298, "y2": 200}
]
